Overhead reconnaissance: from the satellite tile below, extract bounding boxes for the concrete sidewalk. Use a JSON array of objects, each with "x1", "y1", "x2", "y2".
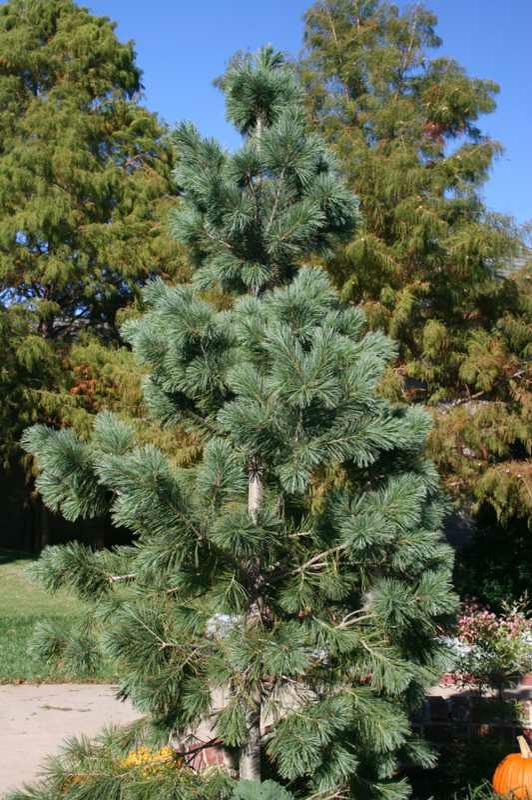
[{"x1": 0, "y1": 684, "x2": 138, "y2": 797}]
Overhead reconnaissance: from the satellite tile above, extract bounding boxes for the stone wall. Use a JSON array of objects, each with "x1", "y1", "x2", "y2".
[{"x1": 414, "y1": 677, "x2": 532, "y2": 744}]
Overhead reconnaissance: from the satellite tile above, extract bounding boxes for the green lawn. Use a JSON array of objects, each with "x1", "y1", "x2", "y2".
[{"x1": 0, "y1": 549, "x2": 115, "y2": 683}]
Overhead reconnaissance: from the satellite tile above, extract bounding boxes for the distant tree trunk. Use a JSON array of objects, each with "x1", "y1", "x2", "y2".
[
  {"x1": 92, "y1": 523, "x2": 105, "y2": 550},
  {"x1": 40, "y1": 503, "x2": 49, "y2": 550}
]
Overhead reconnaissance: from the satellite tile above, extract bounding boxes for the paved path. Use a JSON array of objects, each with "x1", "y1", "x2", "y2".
[
  {"x1": 0, "y1": 684, "x2": 138, "y2": 797},
  {"x1": 4, "y1": 677, "x2": 532, "y2": 796}
]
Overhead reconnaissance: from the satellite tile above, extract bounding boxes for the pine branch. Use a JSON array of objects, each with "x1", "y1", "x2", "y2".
[
  {"x1": 293, "y1": 544, "x2": 348, "y2": 575},
  {"x1": 109, "y1": 574, "x2": 137, "y2": 584}
]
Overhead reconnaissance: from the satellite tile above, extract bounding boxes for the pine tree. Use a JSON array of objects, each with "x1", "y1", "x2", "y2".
[
  {"x1": 18, "y1": 48, "x2": 456, "y2": 800},
  {"x1": 300, "y1": 0, "x2": 531, "y2": 527}
]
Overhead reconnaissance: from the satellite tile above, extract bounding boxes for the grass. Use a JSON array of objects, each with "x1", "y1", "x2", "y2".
[{"x1": 0, "y1": 548, "x2": 116, "y2": 683}]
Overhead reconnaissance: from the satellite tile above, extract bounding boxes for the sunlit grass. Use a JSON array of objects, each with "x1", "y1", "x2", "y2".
[{"x1": 0, "y1": 549, "x2": 115, "y2": 683}]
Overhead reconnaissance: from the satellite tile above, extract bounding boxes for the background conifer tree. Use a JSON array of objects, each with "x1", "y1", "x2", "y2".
[
  {"x1": 300, "y1": 0, "x2": 531, "y2": 530},
  {"x1": 0, "y1": 0, "x2": 179, "y2": 338},
  {"x1": 0, "y1": 0, "x2": 184, "y2": 545},
  {"x1": 19, "y1": 48, "x2": 456, "y2": 800}
]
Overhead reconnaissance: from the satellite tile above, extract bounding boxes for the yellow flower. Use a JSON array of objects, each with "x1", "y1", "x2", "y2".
[{"x1": 119, "y1": 746, "x2": 183, "y2": 776}]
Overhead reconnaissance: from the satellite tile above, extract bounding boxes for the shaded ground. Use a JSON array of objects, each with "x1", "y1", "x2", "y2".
[{"x1": 0, "y1": 683, "x2": 138, "y2": 796}]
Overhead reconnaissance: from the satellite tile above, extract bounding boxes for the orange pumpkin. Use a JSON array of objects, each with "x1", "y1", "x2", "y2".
[{"x1": 493, "y1": 737, "x2": 532, "y2": 798}]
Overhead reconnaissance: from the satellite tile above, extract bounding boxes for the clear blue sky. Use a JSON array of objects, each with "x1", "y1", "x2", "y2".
[{"x1": 86, "y1": 0, "x2": 532, "y2": 225}]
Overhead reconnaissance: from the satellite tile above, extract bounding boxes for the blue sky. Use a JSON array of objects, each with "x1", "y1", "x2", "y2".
[{"x1": 86, "y1": 0, "x2": 532, "y2": 225}]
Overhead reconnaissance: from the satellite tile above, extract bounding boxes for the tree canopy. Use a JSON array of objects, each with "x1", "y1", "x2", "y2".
[
  {"x1": 300, "y1": 0, "x2": 531, "y2": 526},
  {"x1": 0, "y1": 0, "x2": 181, "y2": 338},
  {"x1": 0, "y1": 0, "x2": 186, "y2": 487}
]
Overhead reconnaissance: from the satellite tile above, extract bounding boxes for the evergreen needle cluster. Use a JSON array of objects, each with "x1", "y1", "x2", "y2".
[{"x1": 19, "y1": 47, "x2": 457, "y2": 800}]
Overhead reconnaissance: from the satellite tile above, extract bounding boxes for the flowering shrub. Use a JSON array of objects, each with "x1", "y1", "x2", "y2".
[{"x1": 451, "y1": 600, "x2": 532, "y2": 695}]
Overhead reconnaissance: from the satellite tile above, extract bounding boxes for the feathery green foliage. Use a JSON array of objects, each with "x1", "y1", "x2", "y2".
[
  {"x1": 300, "y1": 0, "x2": 531, "y2": 526},
  {"x1": 0, "y1": 0, "x2": 185, "y2": 476},
  {"x1": 0, "y1": 0, "x2": 180, "y2": 336},
  {"x1": 21, "y1": 47, "x2": 456, "y2": 800}
]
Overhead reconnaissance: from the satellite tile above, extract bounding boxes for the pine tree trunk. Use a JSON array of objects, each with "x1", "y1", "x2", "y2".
[
  {"x1": 238, "y1": 468, "x2": 263, "y2": 780},
  {"x1": 239, "y1": 703, "x2": 261, "y2": 780},
  {"x1": 248, "y1": 471, "x2": 263, "y2": 524},
  {"x1": 40, "y1": 504, "x2": 49, "y2": 551}
]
